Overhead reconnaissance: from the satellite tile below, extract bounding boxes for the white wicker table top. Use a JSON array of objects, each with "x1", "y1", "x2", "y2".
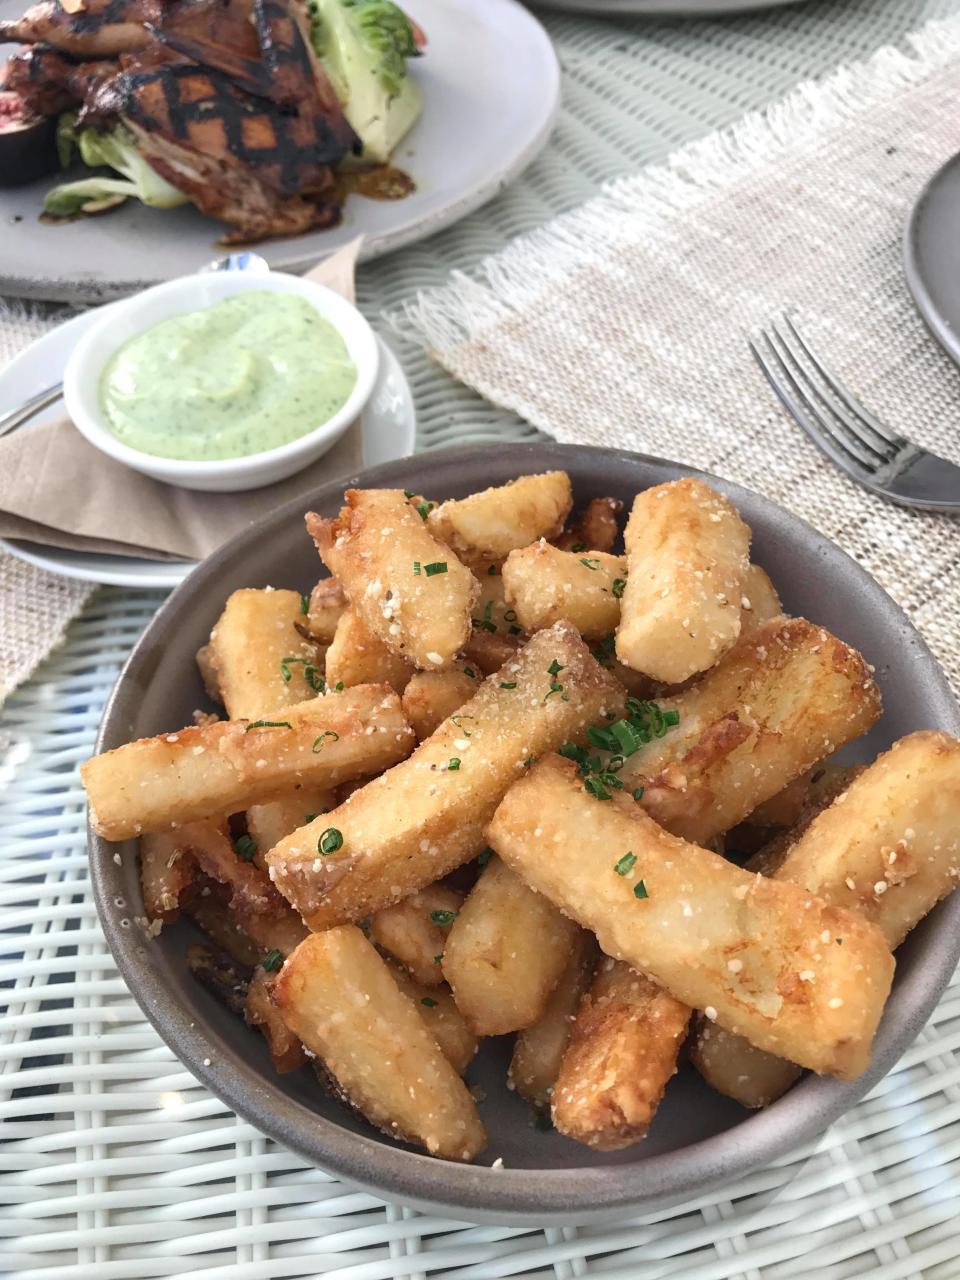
[{"x1": 4, "y1": 1, "x2": 960, "y2": 1274}]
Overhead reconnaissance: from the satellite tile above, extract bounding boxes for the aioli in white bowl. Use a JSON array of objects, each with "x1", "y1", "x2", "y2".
[{"x1": 99, "y1": 293, "x2": 358, "y2": 462}]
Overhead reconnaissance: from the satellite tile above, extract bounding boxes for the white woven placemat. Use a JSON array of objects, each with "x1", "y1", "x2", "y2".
[{"x1": 4, "y1": 0, "x2": 960, "y2": 1274}]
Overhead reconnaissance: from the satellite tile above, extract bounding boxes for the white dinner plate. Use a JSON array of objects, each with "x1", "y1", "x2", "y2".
[
  {"x1": 0, "y1": 306, "x2": 416, "y2": 587},
  {"x1": 0, "y1": 0, "x2": 560, "y2": 303}
]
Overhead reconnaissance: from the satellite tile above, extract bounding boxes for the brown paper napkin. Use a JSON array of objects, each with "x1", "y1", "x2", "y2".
[{"x1": 0, "y1": 239, "x2": 368, "y2": 563}]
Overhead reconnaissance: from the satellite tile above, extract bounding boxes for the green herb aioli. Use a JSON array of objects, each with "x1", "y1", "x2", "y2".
[{"x1": 99, "y1": 292, "x2": 357, "y2": 461}]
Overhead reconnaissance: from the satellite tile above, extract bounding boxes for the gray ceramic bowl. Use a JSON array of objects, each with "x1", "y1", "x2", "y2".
[{"x1": 89, "y1": 443, "x2": 960, "y2": 1225}]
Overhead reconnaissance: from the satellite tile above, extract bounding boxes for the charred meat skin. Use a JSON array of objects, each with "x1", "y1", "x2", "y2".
[
  {"x1": 86, "y1": 58, "x2": 353, "y2": 196},
  {"x1": 0, "y1": 0, "x2": 162, "y2": 58},
  {"x1": 151, "y1": 0, "x2": 357, "y2": 148},
  {"x1": 0, "y1": 44, "x2": 116, "y2": 118},
  {"x1": 131, "y1": 118, "x2": 342, "y2": 241}
]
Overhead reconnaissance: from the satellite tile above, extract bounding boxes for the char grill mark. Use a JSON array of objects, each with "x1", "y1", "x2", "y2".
[
  {"x1": 130, "y1": 118, "x2": 343, "y2": 241},
  {"x1": 89, "y1": 60, "x2": 347, "y2": 194}
]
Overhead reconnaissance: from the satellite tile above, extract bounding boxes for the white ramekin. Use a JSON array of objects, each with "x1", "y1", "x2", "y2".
[{"x1": 63, "y1": 271, "x2": 380, "y2": 492}]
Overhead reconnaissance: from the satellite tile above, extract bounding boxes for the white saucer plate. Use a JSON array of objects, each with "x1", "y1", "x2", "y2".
[{"x1": 0, "y1": 306, "x2": 416, "y2": 588}]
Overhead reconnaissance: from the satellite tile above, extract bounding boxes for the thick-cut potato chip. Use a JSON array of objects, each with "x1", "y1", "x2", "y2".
[
  {"x1": 616, "y1": 478, "x2": 751, "y2": 683},
  {"x1": 307, "y1": 491, "x2": 477, "y2": 669},
  {"x1": 140, "y1": 830, "x2": 198, "y2": 923},
  {"x1": 691, "y1": 733, "x2": 960, "y2": 1108},
  {"x1": 401, "y1": 667, "x2": 482, "y2": 741},
  {"x1": 82, "y1": 685, "x2": 415, "y2": 840},
  {"x1": 463, "y1": 628, "x2": 523, "y2": 676},
  {"x1": 387, "y1": 962, "x2": 479, "y2": 1075},
  {"x1": 370, "y1": 884, "x2": 463, "y2": 986},
  {"x1": 428, "y1": 471, "x2": 572, "y2": 562},
  {"x1": 619, "y1": 617, "x2": 881, "y2": 845},
  {"x1": 165, "y1": 821, "x2": 307, "y2": 956},
  {"x1": 201, "y1": 588, "x2": 324, "y2": 718},
  {"x1": 553, "y1": 497, "x2": 622, "y2": 554},
  {"x1": 267, "y1": 622, "x2": 623, "y2": 930},
  {"x1": 488, "y1": 755, "x2": 894, "y2": 1079},
  {"x1": 246, "y1": 787, "x2": 337, "y2": 870},
  {"x1": 509, "y1": 931, "x2": 597, "y2": 1109},
  {"x1": 325, "y1": 609, "x2": 414, "y2": 693},
  {"x1": 244, "y1": 968, "x2": 306, "y2": 1074},
  {"x1": 442, "y1": 856, "x2": 582, "y2": 1036},
  {"x1": 304, "y1": 577, "x2": 347, "y2": 644},
  {"x1": 184, "y1": 892, "x2": 262, "y2": 967},
  {"x1": 502, "y1": 543, "x2": 625, "y2": 640},
  {"x1": 272, "y1": 928, "x2": 486, "y2": 1160},
  {"x1": 738, "y1": 565, "x2": 782, "y2": 639},
  {"x1": 552, "y1": 958, "x2": 691, "y2": 1149}
]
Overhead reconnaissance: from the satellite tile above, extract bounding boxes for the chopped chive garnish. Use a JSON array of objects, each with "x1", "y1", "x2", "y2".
[
  {"x1": 570, "y1": 542, "x2": 587, "y2": 553},
  {"x1": 234, "y1": 834, "x2": 257, "y2": 861},
  {"x1": 463, "y1": 667, "x2": 477, "y2": 679},
  {"x1": 500, "y1": 681, "x2": 517, "y2": 689},
  {"x1": 261, "y1": 948, "x2": 283, "y2": 973},
  {"x1": 585, "y1": 775, "x2": 612, "y2": 800},
  {"x1": 318, "y1": 828, "x2": 343, "y2": 855},
  {"x1": 633, "y1": 787, "x2": 645, "y2": 801},
  {"x1": 421, "y1": 996, "x2": 438, "y2": 1008},
  {"x1": 434, "y1": 952, "x2": 444, "y2": 964},
  {"x1": 591, "y1": 632, "x2": 616, "y2": 665},
  {"x1": 333, "y1": 681, "x2": 344, "y2": 692},
  {"x1": 424, "y1": 562, "x2": 447, "y2": 576},
  {"x1": 612, "y1": 578, "x2": 626, "y2": 599},
  {"x1": 548, "y1": 659, "x2": 564, "y2": 676},
  {"x1": 634, "y1": 880, "x2": 649, "y2": 900},
  {"x1": 508, "y1": 624, "x2": 523, "y2": 635},
  {"x1": 312, "y1": 731, "x2": 340, "y2": 753},
  {"x1": 299, "y1": 593, "x2": 310, "y2": 615},
  {"x1": 305, "y1": 813, "x2": 318, "y2": 824},
  {"x1": 430, "y1": 909, "x2": 458, "y2": 926},
  {"x1": 614, "y1": 852, "x2": 636, "y2": 876},
  {"x1": 451, "y1": 714, "x2": 474, "y2": 734},
  {"x1": 404, "y1": 489, "x2": 415, "y2": 499},
  {"x1": 244, "y1": 719, "x2": 292, "y2": 732},
  {"x1": 580, "y1": 557, "x2": 601, "y2": 571},
  {"x1": 280, "y1": 656, "x2": 323, "y2": 690},
  {"x1": 447, "y1": 758, "x2": 461, "y2": 771},
  {"x1": 477, "y1": 848, "x2": 493, "y2": 869},
  {"x1": 587, "y1": 725, "x2": 618, "y2": 752},
  {"x1": 413, "y1": 561, "x2": 421, "y2": 576},
  {"x1": 417, "y1": 501, "x2": 435, "y2": 520}
]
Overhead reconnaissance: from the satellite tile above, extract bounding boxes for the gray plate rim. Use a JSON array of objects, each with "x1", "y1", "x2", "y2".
[
  {"x1": 88, "y1": 441, "x2": 960, "y2": 1225},
  {"x1": 904, "y1": 149, "x2": 960, "y2": 365}
]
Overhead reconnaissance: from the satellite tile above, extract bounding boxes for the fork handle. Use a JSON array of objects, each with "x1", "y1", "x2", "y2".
[{"x1": 0, "y1": 381, "x2": 64, "y2": 439}]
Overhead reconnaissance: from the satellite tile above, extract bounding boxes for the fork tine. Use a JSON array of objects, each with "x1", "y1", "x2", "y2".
[
  {"x1": 750, "y1": 333, "x2": 873, "y2": 480},
  {"x1": 764, "y1": 326, "x2": 882, "y2": 470},
  {"x1": 779, "y1": 316, "x2": 907, "y2": 456}
]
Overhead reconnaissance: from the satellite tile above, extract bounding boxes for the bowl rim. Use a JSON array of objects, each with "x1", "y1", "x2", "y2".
[
  {"x1": 88, "y1": 441, "x2": 960, "y2": 1224},
  {"x1": 63, "y1": 271, "x2": 380, "y2": 479}
]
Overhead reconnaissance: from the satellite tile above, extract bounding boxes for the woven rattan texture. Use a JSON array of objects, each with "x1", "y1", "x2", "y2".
[{"x1": 5, "y1": 0, "x2": 960, "y2": 1274}]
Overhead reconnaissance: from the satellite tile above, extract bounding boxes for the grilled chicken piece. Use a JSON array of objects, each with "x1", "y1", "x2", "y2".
[
  {"x1": 154, "y1": 0, "x2": 353, "y2": 131},
  {"x1": 85, "y1": 55, "x2": 353, "y2": 192},
  {"x1": 0, "y1": 0, "x2": 162, "y2": 58},
  {"x1": 0, "y1": 44, "x2": 116, "y2": 117},
  {"x1": 131, "y1": 117, "x2": 342, "y2": 241}
]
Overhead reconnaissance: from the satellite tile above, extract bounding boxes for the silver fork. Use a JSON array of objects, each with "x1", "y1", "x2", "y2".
[{"x1": 750, "y1": 315, "x2": 960, "y2": 513}]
